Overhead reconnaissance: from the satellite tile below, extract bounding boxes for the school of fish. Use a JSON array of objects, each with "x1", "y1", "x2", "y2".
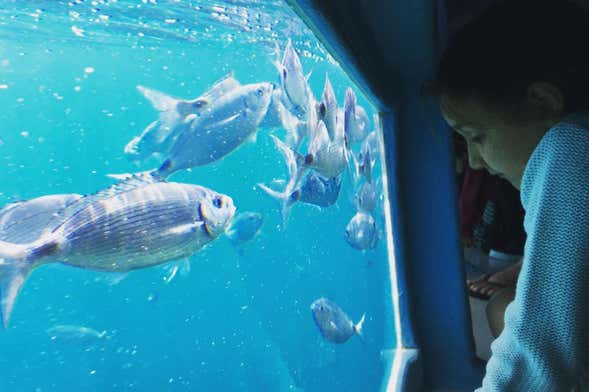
[{"x1": 0, "y1": 39, "x2": 383, "y2": 344}]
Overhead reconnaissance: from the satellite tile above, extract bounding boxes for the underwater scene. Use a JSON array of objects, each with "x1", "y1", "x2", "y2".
[{"x1": 0, "y1": 1, "x2": 395, "y2": 390}]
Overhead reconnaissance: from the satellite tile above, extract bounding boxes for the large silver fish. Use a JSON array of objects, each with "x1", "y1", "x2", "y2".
[
  {"x1": 310, "y1": 297, "x2": 365, "y2": 344},
  {"x1": 155, "y1": 81, "x2": 274, "y2": 177},
  {"x1": 0, "y1": 174, "x2": 235, "y2": 327},
  {"x1": 125, "y1": 72, "x2": 241, "y2": 162}
]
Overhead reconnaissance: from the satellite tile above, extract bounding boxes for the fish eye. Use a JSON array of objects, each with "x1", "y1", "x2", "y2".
[
  {"x1": 319, "y1": 102, "x2": 326, "y2": 117},
  {"x1": 256, "y1": 88, "x2": 264, "y2": 97},
  {"x1": 193, "y1": 100, "x2": 206, "y2": 109},
  {"x1": 212, "y1": 197, "x2": 223, "y2": 208}
]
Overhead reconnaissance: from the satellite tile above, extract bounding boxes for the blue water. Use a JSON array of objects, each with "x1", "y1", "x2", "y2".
[{"x1": 0, "y1": 1, "x2": 395, "y2": 390}]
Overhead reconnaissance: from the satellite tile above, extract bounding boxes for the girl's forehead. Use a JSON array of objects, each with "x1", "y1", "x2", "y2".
[
  {"x1": 440, "y1": 96, "x2": 481, "y2": 131},
  {"x1": 440, "y1": 95, "x2": 503, "y2": 132}
]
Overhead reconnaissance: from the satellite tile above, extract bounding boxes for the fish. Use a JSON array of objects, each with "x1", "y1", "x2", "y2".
[
  {"x1": 0, "y1": 194, "x2": 82, "y2": 243},
  {"x1": 353, "y1": 127, "x2": 382, "y2": 184},
  {"x1": 0, "y1": 174, "x2": 235, "y2": 327},
  {"x1": 343, "y1": 88, "x2": 370, "y2": 144},
  {"x1": 257, "y1": 124, "x2": 348, "y2": 225},
  {"x1": 225, "y1": 211, "x2": 264, "y2": 246},
  {"x1": 310, "y1": 297, "x2": 365, "y2": 344},
  {"x1": 345, "y1": 211, "x2": 379, "y2": 250},
  {"x1": 274, "y1": 39, "x2": 312, "y2": 117},
  {"x1": 258, "y1": 86, "x2": 285, "y2": 130},
  {"x1": 354, "y1": 180, "x2": 379, "y2": 212},
  {"x1": 291, "y1": 171, "x2": 341, "y2": 208},
  {"x1": 125, "y1": 72, "x2": 241, "y2": 162},
  {"x1": 316, "y1": 74, "x2": 338, "y2": 141},
  {"x1": 305, "y1": 118, "x2": 349, "y2": 179},
  {"x1": 47, "y1": 324, "x2": 107, "y2": 344},
  {"x1": 155, "y1": 81, "x2": 274, "y2": 177}
]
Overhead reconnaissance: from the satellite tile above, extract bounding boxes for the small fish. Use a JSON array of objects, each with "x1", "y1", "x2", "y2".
[
  {"x1": 292, "y1": 171, "x2": 341, "y2": 208},
  {"x1": 310, "y1": 297, "x2": 365, "y2": 344},
  {"x1": 0, "y1": 174, "x2": 235, "y2": 327},
  {"x1": 225, "y1": 211, "x2": 264, "y2": 246},
  {"x1": 343, "y1": 88, "x2": 370, "y2": 144},
  {"x1": 0, "y1": 194, "x2": 82, "y2": 243},
  {"x1": 354, "y1": 180, "x2": 379, "y2": 212},
  {"x1": 353, "y1": 127, "x2": 381, "y2": 184},
  {"x1": 316, "y1": 74, "x2": 338, "y2": 141},
  {"x1": 274, "y1": 39, "x2": 312, "y2": 117},
  {"x1": 47, "y1": 324, "x2": 107, "y2": 344},
  {"x1": 126, "y1": 72, "x2": 240, "y2": 162},
  {"x1": 257, "y1": 126, "x2": 347, "y2": 225},
  {"x1": 345, "y1": 211, "x2": 379, "y2": 250},
  {"x1": 305, "y1": 119, "x2": 349, "y2": 178},
  {"x1": 155, "y1": 82, "x2": 274, "y2": 177}
]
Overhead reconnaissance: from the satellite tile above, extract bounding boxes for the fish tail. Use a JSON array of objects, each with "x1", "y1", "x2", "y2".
[
  {"x1": 0, "y1": 240, "x2": 33, "y2": 328},
  {"x1": 136, "y1": 85, "x2": 182, "y2": 131},
  {"x1": 256, "y1": 183, "x2": 298, "y2": 227},
  {"x1": 354, "y1": 313, "x2": 366, "y2": 343}
]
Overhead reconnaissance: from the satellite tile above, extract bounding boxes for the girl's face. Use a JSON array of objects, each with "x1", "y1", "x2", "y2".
[{"x1": 440, "y1": 94, "x2": 554, "y2": 189}]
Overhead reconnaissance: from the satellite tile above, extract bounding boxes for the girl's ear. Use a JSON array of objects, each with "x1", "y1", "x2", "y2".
[{"x1": 526, "y1": 82, "x2": 564, "y2": 116}]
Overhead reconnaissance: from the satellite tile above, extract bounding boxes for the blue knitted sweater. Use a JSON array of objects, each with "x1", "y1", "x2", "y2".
[{"x1": 477, "y1": 115, "x2": 589, "y2": 391}]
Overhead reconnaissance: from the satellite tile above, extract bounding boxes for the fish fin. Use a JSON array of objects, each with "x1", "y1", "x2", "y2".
[
  {"x1": 49, "y1": 172, "x2": 163, "y2": 231},
  {"x1": 164, "y1": 222, "x2": 204, "y2": 236},
  {"x1": 354, "y1": 313, "x2": 366, "y2": 343},
  {"x1": 305, "y1": 70, "x2": 312, "y2": 82},
  {"x1": 163, "y1": 263, "x2": 179, "y2": 284},
  {"x1": 308, "y1": 120, "x2": 329, "y2": 158},
  {"x1": 178, "y1": 259, "x2": 191, "y2": 277},
  {"x1": 270, "y1": 134, "x2": 300, "y2": 178},
  {"x1": 256, "y1": 183, "x2": 295, "y2": 227},
  {"x1": 0, "y1": 194, "x2": 82, "y2": 244},
  {"x1": 162, "y1": 258, "x2": 190, "y2": 284},
  {"x1": 137, "y1": 86, "x2": 193, "y2": 144},
  {"x1": 246, "y1": 131, "x2": 258, "y2": 144},
  {"x1": 105, "y1": 169, "x2": 156, "y2": 181},
  {"x1": 137, "y1": 85, "x2": 180, "y2": 112},
  {"x1": 102, "y1": 272, "x2": 127, "y2": 286},
  {"x1": 261, "y1": 135, "x2": 309, "y2": 226},
  {"x1": 182, "y1": 113, "x2": 198, "y2": 124},
  {"x1": 200, "y1": 71, "x2": 241, "y2": 103},
  {"x1": 0, "y1": 240, "x2": 32, "y2": 328}
]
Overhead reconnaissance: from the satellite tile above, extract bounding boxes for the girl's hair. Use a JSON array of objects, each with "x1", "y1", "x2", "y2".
[{"x1": 430, "y1": 0, "x2": 589, "y2": 116}]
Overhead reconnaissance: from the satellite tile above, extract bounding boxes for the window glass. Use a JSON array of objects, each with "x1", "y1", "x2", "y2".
[{"x1": 0, "y1": 1, "x2": 396, "y2": 390}]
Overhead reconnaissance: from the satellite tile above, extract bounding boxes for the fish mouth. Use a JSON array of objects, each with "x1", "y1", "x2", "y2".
[{"x1": 198, "y1": 203, "x2": 213, "y2": 237}]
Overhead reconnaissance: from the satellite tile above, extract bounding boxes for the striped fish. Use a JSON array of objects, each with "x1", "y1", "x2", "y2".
[{"x1": 0, "y1": 174, "x2": 235, "y2": 327}]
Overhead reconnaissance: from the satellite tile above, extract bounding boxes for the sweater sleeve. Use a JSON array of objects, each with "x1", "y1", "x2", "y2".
[{"x1": 477, "y1": 125, "x2": 589, "y2": 391}]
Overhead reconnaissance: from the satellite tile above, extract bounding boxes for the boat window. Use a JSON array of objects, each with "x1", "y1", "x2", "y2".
[{"x1": 0, "y1": 1, "x2": 397, "y2": 390}]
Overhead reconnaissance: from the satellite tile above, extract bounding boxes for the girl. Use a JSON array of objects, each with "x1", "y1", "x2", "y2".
[{"x1": 431, "y1": 0, "x2": 589, "y2": 390}]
